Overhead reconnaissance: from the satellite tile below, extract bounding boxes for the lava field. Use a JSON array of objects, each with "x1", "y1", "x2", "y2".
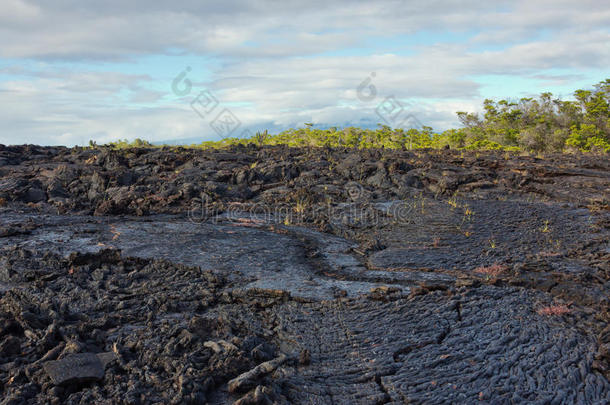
[{"x1": 0, "y1": 144, "x2": 609, "y2": 404}]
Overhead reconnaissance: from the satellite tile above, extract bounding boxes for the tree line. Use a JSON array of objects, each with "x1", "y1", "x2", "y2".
[{"x1": 108, "y1": 79, "x2": 610, "y2": 153}]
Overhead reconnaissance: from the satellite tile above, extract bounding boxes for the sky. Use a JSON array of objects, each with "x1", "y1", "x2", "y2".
[{"x1": 0, "y1": 1, "x2": 609, "y2": 146}]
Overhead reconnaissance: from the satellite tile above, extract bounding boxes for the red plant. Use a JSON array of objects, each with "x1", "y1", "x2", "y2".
[
  {"x1": 474, "y1": 263, "x2": 507, "y2": 277},
  {"x1": 538, "y1": 251, "x2": 561, "y2": 257},
  {"x1": 537, "y1": 304, "x2": 571, "y2": 316},
  {"x1": 432, "y1": 237, "x2": 441, "y2": 248}
]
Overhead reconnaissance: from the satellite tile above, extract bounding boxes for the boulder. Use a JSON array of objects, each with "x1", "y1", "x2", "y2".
[
  {"x1": 43, "y1": 352, "x2": 116, "y2": 386},
  {"x1": 24, "y1": 187, "x2": 46, "y2": 203}
]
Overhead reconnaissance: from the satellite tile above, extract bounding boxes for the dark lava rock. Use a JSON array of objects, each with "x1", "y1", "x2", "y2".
[
  {"x1": 366, "y1": 170, "x2": 392, "y2": 188},
  {"x1": 0, "y1": 146, "x2": 608, "y2": 403},
  {"x1": 23, "y1": 187, "x2": 46, "y2": 203},
  {"x1": 234, "y1": 385, "x2": 277, "y2": 405},
  {"x1": 43, "y1": 353, "x2": 110, "y2": 385},
  {"x1": 0, "y1": 335, "x2": 21, "y2": 357},
  {"x1": 228, "y1": 354, "x2": 288, "y2": 393},
  {"x1": 397, "y1": 172, "x2": 423, "y2": 189}
]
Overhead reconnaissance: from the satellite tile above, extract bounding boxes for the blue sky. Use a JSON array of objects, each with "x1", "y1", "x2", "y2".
[{"x1": 0, "y1": 0, "x2": 608, "y2": 145}]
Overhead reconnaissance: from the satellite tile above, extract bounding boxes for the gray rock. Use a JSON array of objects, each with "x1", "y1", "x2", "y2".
[
  {"x1": 228, "y1": 354, "x2": 288, "y2": 393},
  {"x1": 234, "y1": 385, "x2": 275, "y2": 405},
  {"x1": 366, "y1": 171, "x2": 392, "y2": 188},
  {"x1": 0, "y1": 257, "x2": 15, "y2": 282},
  {"x1": 24, "y1": 187, "x2": 46, "y2": 203},
  {"x1": 399, "y1": 173, "x2": 423, "y2": 189},
  {"x1": 96, "y1": 351, "x2": 119, "y2": 368},
  {"x1": 43, "y1": 352, "x2": 115, "y2": 385}
]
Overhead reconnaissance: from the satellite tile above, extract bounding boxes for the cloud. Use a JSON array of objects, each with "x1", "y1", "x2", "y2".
[
  {"x1": 1, "y1": 1, "x2": 608, "y2": 60},
  {"x1": 0, "y1": 1, "x2": 609, "y2": 145},
  {"x1": 0, "y1": 70, "x2": 189, "y2": 145}
]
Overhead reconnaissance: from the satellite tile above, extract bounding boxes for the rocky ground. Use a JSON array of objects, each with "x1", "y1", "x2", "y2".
[{"x1": 0, "y1": 144, "x2": 609, "y2": 404}]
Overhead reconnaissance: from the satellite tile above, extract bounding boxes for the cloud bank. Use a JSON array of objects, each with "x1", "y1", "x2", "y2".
[{"x1": 0, "y1": 0, "x2": 608, "y2": 145}]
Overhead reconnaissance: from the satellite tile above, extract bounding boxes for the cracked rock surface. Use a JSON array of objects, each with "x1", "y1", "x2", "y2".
[{"x1": 0, "y1": 145, "x2": 609, "y2": 404}]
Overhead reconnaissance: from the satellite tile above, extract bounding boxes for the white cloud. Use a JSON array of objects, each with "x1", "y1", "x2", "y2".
[
  {"x1": 0, "y1": 0, "x2": 41, "y2": 25},
  {"x1": 0, "y1": 1, "x2": 609, "y2": 144},
  {"x1": 1, "y1": 1, "x2": 608, "y2": 60}
]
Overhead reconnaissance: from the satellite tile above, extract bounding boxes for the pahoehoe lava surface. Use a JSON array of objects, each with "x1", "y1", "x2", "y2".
[{"x1": 0, "y1": 144, "x2": 609, "y2": 404}]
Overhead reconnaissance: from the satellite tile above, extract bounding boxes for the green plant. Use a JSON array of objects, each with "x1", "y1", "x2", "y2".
[
  {"x1": 253, "y1": 130, "x2": 269, "y2": 146},
  {"x1": 92, "y1": 78, "x2": 609, "y2": 154}
]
